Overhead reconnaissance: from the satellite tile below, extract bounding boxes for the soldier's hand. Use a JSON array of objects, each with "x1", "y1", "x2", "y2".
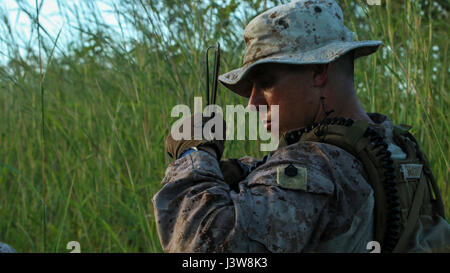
[
  {"x1": 165, "y1": 112, "x2": 226, "y2": 160},
  {"x1": 219, "y1": 159, "x2": 249, "y2": 188}
]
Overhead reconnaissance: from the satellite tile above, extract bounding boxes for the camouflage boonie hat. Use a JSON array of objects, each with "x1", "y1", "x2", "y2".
[{"x1": 219, "y1": 0, "x2": 382, "y2": 98}]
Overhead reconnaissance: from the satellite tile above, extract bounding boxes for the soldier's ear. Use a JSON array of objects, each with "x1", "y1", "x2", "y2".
[{"x1": 311, "y1": 63, "x2": 330, "y2": 87}]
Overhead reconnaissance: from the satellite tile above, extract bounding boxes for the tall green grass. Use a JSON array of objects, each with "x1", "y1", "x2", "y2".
[{"x1": 0, "y1": 0, "x2": 448, "y2": 252}]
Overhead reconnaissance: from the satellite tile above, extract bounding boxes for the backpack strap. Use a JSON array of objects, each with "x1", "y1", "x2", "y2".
[
  {"x1": 283, "y1": 117, "x2": 402, "y2": 252},
  {"x1": 391, "y1": 125, "x2": 446, "y2": 252},
  {"x1": 284, "y1": 118, "x2": 447, "y2": 252},
  {"x1": 393, "y1": 172, "x2": 426, "y2": 252},
  {"x1": 393, "y1": 127, "x2": 446, "y2": 218}
]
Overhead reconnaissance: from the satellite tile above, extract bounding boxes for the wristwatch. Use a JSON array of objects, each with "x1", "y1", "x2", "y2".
[
  {"x1": 177, "y1": 144, "x2": 219, "y2": 159},
  {"x1": 177, "y1": 147, "x2": 199, "y2": 159}
]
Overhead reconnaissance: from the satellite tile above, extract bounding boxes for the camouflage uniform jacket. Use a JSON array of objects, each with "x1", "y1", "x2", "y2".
[{"x1": 152, "y1": 115, "x2": 408, "y2": 253}]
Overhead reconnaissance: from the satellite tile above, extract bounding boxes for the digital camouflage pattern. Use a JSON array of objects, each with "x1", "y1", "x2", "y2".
[
  {"x1": 153, "y1": 0, "x2": 450, "y2": 254},
  {"x1": 152, "y1": 119, "x2": 394, "y2": 252},
  {"x1": 154, "y1": 110, "x2": 450, "y2": 252}
]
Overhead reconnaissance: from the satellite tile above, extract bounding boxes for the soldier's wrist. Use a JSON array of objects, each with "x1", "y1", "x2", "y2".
[
  {"x1": 197, "y1": 145, "x2": 219, "y2": 159},
  {"x1": 177, "y1": 145, "x2": 219, "y2": 160},
  {"x1": 178, "y1": 147, "x2": 198, "y2": 159}
]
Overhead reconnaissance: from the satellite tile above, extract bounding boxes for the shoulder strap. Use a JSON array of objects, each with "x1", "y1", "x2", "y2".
[
  {"x1": 393, "y1": 126, "x2": 446, "y2": 218},
  {"x1": 283, "y1": 118, "x2": 402, "y2": 252},
  {"x1": 393, "y1": 172, "x2": 426, "y2": 252}
]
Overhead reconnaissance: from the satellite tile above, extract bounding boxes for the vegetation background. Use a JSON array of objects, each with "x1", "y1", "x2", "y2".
[{"x1": 0, "y1": 0, "x2": 448, "y2": 252}]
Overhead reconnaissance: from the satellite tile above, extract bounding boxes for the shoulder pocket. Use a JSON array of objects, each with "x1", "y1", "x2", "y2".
[{"x1": 246, "y1": 163, "x2": 334, "y2": 195}]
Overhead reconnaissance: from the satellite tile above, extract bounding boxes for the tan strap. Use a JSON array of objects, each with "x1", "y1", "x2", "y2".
[{"x1": 393, "y1": 175, "x2": 427, "y2": 252}]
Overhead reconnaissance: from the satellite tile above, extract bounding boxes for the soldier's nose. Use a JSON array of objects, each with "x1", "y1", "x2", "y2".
[{"x1": 248, "y1": 84, "x2": 267, "y2": 111}]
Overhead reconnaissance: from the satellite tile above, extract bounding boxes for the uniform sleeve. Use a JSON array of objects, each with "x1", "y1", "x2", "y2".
[
  {"x1": 152, "y1": 150, "x2": 268, "y2": 252},
  {"x1": 152, "y1": 142, "x2": 374, "y2": 253}
]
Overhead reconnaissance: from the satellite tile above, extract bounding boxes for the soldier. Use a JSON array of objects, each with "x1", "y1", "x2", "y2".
[{"x1": 154, "y1": 0, "x2": 449, "y2": 252}]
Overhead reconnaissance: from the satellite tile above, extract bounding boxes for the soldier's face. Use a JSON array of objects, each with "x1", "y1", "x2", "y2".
[{"x1": 248, "y1": 63, "x2": 321, "y2": 134}]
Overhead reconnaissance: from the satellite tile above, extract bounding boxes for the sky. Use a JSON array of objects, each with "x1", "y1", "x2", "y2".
[
  {"x1": 0, "y1": 0, "x2": 445, "y2": 72},
  {"x1": 0, "y1": 0, "x2": 124, "y2": 63},
  {"x1": 0, "y1": 0, "x2": 378, "y2": 64}
]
